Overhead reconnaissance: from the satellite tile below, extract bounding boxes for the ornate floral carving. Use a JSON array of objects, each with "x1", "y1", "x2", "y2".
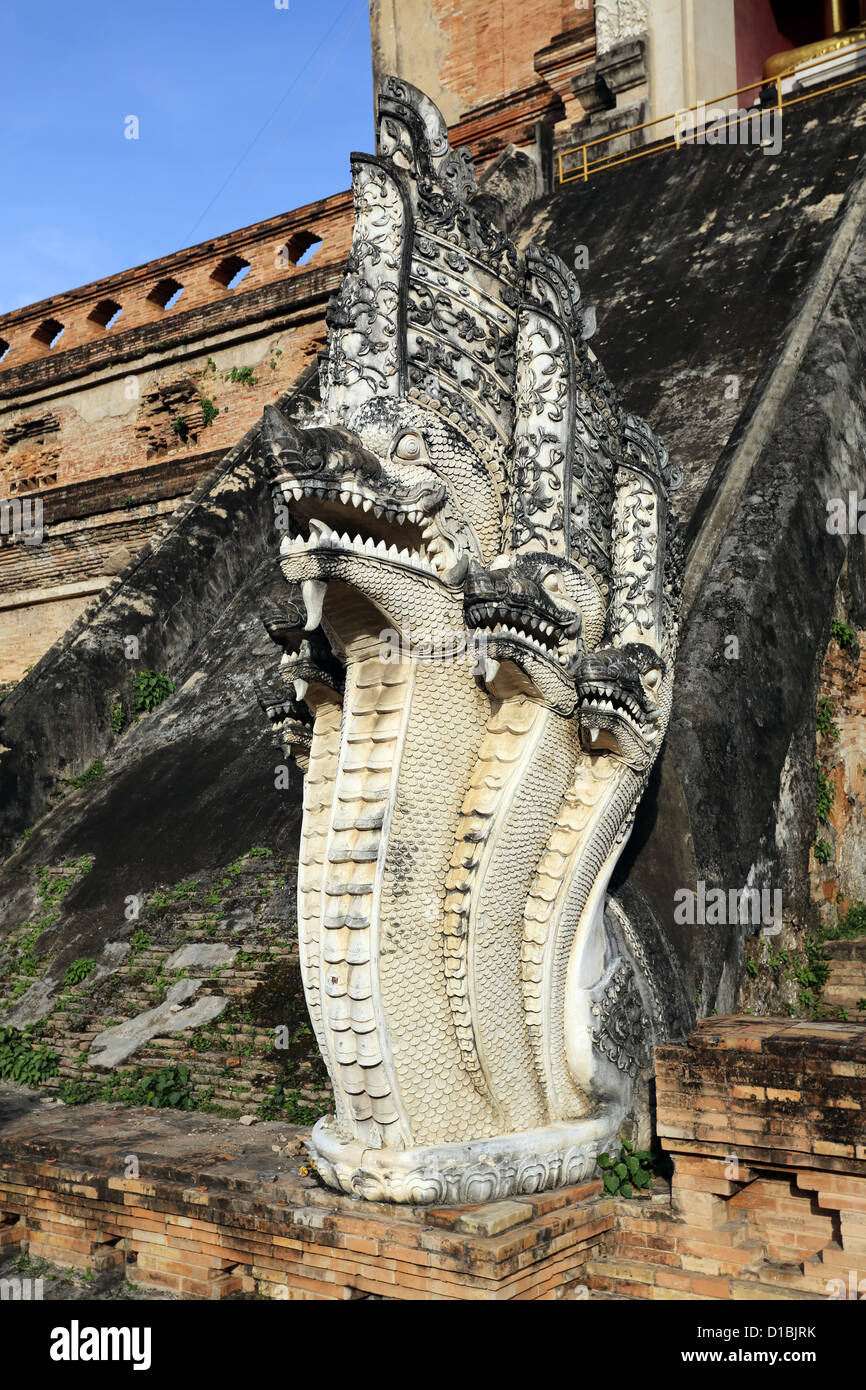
[
  {"x1": 590, "y1": 961, "x2": 652, "y2": 1078},
  {"x1": 595, "y1": 0, "x2": 649, "y2": 55}
]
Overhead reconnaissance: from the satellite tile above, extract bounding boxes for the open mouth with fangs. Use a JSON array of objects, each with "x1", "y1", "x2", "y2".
[
  {"x1": 278, "y1": 481, "x2": 456, "y2": 580},
  {"x1": 578, "y1": 682, "x2": 647, "y2": 750},
  {"x1": 465, "y1": 599, "x2": 573, "y2": 666}
]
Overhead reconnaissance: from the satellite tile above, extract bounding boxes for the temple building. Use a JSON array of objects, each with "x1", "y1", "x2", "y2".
[
  {"x1": 3, "y1": 0, "x2": 866, "y2": 682},
  {"x1": 1, "y1": 0, "x2": 866, "y2": 1305}
]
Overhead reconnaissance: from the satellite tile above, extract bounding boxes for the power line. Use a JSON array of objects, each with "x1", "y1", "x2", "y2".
[
  {"x1": 218, "y1": 1, "x2": 366, "y2": 229},
  {"x1": 183, "y1": 0, "x2": 361, "y2": 245}
]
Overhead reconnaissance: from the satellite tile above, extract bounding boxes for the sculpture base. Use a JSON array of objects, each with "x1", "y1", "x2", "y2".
[{"x1": 308, "y1": 1109, "x2": 622, "y2": 1204}]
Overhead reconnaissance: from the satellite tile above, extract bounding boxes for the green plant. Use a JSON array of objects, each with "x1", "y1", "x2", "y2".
[
  {"x1": 66, "y1": 759, "x2": 104, "y2": 790},
  {"x1": 64, "y1": 957, "x2": 95, "y2": 987},
  {"x1": 0, "y1": 1026, "x2": 59, "y2": 1087},
  {"x1": 814, "y1": 838, "x2": 833, "y2": 865},
  {"x1": 59, "y1": 1063, "x2": 197, "y2": 1111},
  {"x1": 831, "y1": 621, "x2": 856, "y2": 650},
  {"x1": 5, "y1": 920, "x2": 50, "y2": 982},
  {"x1": 815, "y1": 761, "x2": 835, "y2": 821},
  {"x1": 256, "y1": 1083, "x2": 329, "y2": 1124},
  {"x1": 597, "y1": 1139, "x2": 654, "y2": 1198},
  {"x1": 225, "y1": 365, "x2": 257, "y2": 387},
  {"x1": 129, "y1": 928, "x2": 152, "y2": 957},
  {"x1": 816, "y1": 699, "x2": 839, "y2": 740},
  {"x1": 110, "y1": 703, "x2": 125, "y2": 733},
  {"x1": 247, "y1": 847, "x2": 273, "y2": 859},
  {"x1": 36, "y1": 857, "x2": 93, "y2": 911},
  {"x1": 269, "y1": 350, "x2": 283, "y2": 370},
  {"x1": 857, "y1": 998, "x2": 866, "y2": 1012},
  {"x1": 200, "y1": 395, "x2": 218, "y2": 428},
  {"x1": 131, "y1": 670, "x2": 175, "y2": 713},
  {"x1": 822, "y1": 901, "x2": 866, "y2": 941},
  {"x1": 171, "y1": 415, "x2": 189, "y2": 442},
  {"x1": 145, "y1": 880, "x2": 197, "y2": 912},
  {"x1": 745, "y1": 957, "x2": 758, "y2": 978},
  {"x1": 792, "y1": 936, "x2": 831, "y2": 1014}
]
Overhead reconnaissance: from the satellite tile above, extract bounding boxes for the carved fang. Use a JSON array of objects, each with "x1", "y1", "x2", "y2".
[{"x1": 302, "y1": 580, "x2": 327, "y2": 631}]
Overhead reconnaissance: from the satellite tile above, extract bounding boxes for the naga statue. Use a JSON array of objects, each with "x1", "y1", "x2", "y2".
[{"x1": 257, "y1": 79, "x2": 688, "y2": 1204}]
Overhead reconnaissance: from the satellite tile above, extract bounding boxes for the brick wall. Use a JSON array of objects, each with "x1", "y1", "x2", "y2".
[
  {"x1": 370, "y1": 0, "x2": 595, "y2": 159},
  {"x1": 0, "y1": 1091, "x2": 611, "y2": 1300},
  {"x1": 3, "y1": 1018, "x2": 865, "y2": 1300},
  {"x1": 0, "y1": 192, "x2": 352, "y2": 679},
  {"x1": 0, "y1": 192, "x2": 350, "y2": 376},
  {"x1": 810, "y1": 627, "x2": 866, "y2": 923}
]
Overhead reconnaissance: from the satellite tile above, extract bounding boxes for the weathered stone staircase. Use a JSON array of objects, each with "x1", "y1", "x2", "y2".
[
  {"x1": 1, "y1": 855, "x2": 332, "y2": 1121},
  {"x1": 823, "y1": 937, "x2": 866, "y2": 1017}
]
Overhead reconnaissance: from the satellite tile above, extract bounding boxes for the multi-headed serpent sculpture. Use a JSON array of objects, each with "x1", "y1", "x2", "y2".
[{"x1": 257, "y1": 79, "x2": 683, "y2": 1203}]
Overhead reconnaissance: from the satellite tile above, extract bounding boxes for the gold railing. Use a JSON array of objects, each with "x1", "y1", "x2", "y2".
[{"x1": 558, "y1": 39, "x2": 866, "y2": 184}]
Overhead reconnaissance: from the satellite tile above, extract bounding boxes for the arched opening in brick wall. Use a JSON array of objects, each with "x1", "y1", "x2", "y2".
[
  {"x1": 211, "y1": 255, "x2": 251, "y2": 289},
  {"x1": 276, "y1": 231, "x2": 322, "y2": 269},
  {"x1": 147, "y1": 278, "x2": 185, "y2": 311},
  {"x1": 88, "y1": 298, "x2": 123, "y2": 330},
  {"x1": 0, "y1": 339, "x2": 9, "y2": 364},
  {"x1": 32, "y1": 318, "x2": 65, "y2": 348}
]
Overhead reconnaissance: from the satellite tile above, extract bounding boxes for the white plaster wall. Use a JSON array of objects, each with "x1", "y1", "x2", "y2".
[{"x1": 645, "y1": 0, "x2": 738, "y2": 136}]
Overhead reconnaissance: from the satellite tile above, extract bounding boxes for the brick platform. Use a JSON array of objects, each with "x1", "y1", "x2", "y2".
[
  {"x1": 3, "y1": 1019, "x2": 864, "y2": 1301},
  {"x1": 586, "y1": 1018, "x2": 866, "y2": 1300},
  {"x1": 0, "y1": 1087, "x2": 611, "y2": 1300}
]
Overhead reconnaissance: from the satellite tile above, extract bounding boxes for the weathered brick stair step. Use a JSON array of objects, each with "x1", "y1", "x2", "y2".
[
  {"x1": 823, "y1": 938, "x2": 866, "y2": 960},
  {"x1": 824, "y1": 939, "x2": 866, "y2": 1010},
  {"x1": 727, "y1": 1279, "x2": 824, "y2": 1301},
  {"x1": 586, "y1": 1255, "x2": 704, "y2": 1299}
]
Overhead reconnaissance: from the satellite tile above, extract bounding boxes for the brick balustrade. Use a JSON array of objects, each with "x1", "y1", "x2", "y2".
[{"x1": 0, "y1": 192, "x2": 352, "y2": 373}]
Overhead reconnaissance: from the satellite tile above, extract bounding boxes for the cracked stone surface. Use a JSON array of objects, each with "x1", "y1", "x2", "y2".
[
  {"x1": 164, "y1": 943, "x2": 238, "y2": 970},
  {"x1": 89, "y1": 979, "x2": 228, "y2": 1068}
]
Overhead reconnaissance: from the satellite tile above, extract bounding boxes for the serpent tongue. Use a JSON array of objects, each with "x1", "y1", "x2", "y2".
[{"x1": 302, "y1": 579, "x2": 327, "y2": 630}]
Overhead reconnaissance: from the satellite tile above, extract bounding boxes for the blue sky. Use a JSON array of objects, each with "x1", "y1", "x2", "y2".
[{"x1": 0, "y1": 0, "x2": 374, "y2": 313}]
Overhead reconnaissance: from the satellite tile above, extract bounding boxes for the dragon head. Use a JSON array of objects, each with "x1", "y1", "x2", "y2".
[
  {"x1": 576, "y1": 642, "x2": 666, "y2": 770},
  {"x1": 262, "y1": 395, "x2": 503, "y2": 658},
  {"x1": 463, "y1": 553, "x2": 591, "y2": 714}
]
